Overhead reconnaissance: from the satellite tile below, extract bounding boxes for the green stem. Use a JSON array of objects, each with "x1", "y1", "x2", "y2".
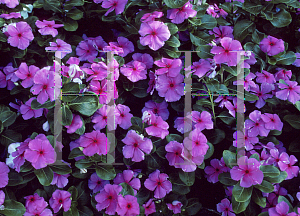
[{"x1": 208, "y1": 88, "x2": 216, "y2": 122}]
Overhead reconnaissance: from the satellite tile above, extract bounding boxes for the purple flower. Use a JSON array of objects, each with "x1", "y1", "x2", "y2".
[
  {"x1": 49, "y1": 190, "x2": 71, "y2": 213},
  {"x1": 167, "y1": 1, "x2": 197, "y2": 24},
  {"x1": 245, "y1": 110, "x2": 270, "y2": 137},
  {"x1": 183, "y1": 128, "x2": 209, "y2": 157},
  {"x1": 0, "y1": 162, "x2": 9, "y2": 188},
  {"x1": 275, "y1": 69, "x2": 292, "y2": 82},
  {"x1": 6, "y1": 21, "x2": 34, "y2": 50},
  {"x1": 268, "y1": 201, "x2": 296, "y2": 216},
  {"x1": 144, "y1": 111, "x2": 169, "y2": 139},
  {"x1": 147, "y1": 70, "x2": 156, "y2": 94},
  {"x1": 64, "y1": 114, "x2": 83, "y2": 133},
  {"x1": 113, "y1": 170, "x2": 141, "y2": 195},
  {"x1": 144, "y1": 170, "x2": 172, "y2": 199},
  {"x1": 115, "y1": 104, "x2": 133, "y2": 130},
  {"x1": 278, "y1": 153, "x2": 299, "y2": 180},
  {"x1": 0, "y1": 0, "x2": 19, "y2": 8},
  {"x1": 142, "y1": 199, "x2": 156, "y2": 216},
  {"x1": 167, "y1": 201, "x2": 183, "y2": 214},
  {"x1": 292, "y1": 53, "x2": 300, "y2": 67},
  {"x1": 261, "y1": 113, "x2": 283, "y2": 131},
  {"x1": 156, "y1": 73, "x2": 184, "y2": 102},
  {"x1": 24, "y1": 134, "x2": 56, "y2": 169},
  {"x1": 0, "y1": 190, "x2": 4, "y2": 206},
  {"x1": 180, "y1": 147, "x2": 204, "y2": 172},
  {"x1": 209, "y1": 26, "x2": 234, "y2": 44},
  {"x1": 15, "y1": 62, "x2": 39, "y2": 88},
  {"x1": 35, "y1": 20, "x2": 64, "y2": 37},
  {"x1": 165, "y1": 141, "x2": 184, "y2": 168},
  {"x1": 51, "y1": 172, "x2": 70, "y2": 188},
  {"x1": 116, "y1": 195, "x2": 140, "y2": 216},
  {"x1": 191, "y1": 59, "x2": 211, "y2": 78},
  {"x1": 30, "y1": 67, "x2": 55, "y2": 105},
  {"x1": 204, "y1": 158, "x2": 228, "y2": 183},
  {"x1": 174, "y1": 116, "x2": 193, "y2": 134},
  {"x1": 210, "y1": 37, "x2": 243, "y2": 66},
  {"x1": 255, "y1": 70, "x2": 276, "y2": 84},
  {"x1": 154, "y1": 57, "x2": 182, "y2": 77},
  {"x1": 120, "y1": 60, "x2": 147, "y2": 82},
  {"x1": 76, "y1": 40, "x2": 98, "y2": 62},
  {"x1": 139, "y1": 21, "x2": 171, "y2": 51},
  {"x1": 233, "y1": 72, "x2": 256, "y2": 91},
  {"x1": 260, "y1": 36, "x2": 285, "y2": 56},
  {"x1": 233, "y1": 129, "x2": 258, "y2": 151},
  {"x1": 88, "y1": 172, "x2": 109, "y2": 193},
  {"x1": 122, "y1": 130, "x2": 153, "y2": 162},
  {"x1": 214, "y1": 95, "x2": 234, "y2": 108},
  {"x1": 249, "y1": 83, "x2": 274, "y2": 109},
  {"x1": 20, "y1": 97, "x2": 43, "y2": 120},
  {"x1": 95, "y1": 184, "x2": 122, "y2": 215},
  {"x1": 142, "y1": 100, "x2": 169, "y2": 121},
  {"x1": 102, "y1": 0, "x2": 128, "y2": 16},
  {"x1": 45, "y1": 39, "x2": 72, "y2": 59},
  {"x1": 276, "y1": 80, "x2": 300, "y2": 104},
  {"x1": 0, "y1": 12, "x2": 21, "y2": 19},
  {"x1": 113, "y1": 37, "x2": 134, "y2": 57},
  {"x1": 141, "y1": 11, "x2": 164, "y2": 22},
  {"x1": 191, "y1": 110, "x2": 213, "y2": 131},
  {"x1": 216, "y1": 198, "x2": 235, "y2": 216},
  {"x1": 225, "y1": 97, "x2": 245, "y2": 117},
  {"x1": 230, "y1": 156, "x2": 263, "y2": 188},
  {"x1": 91, "y1": 105, "x2": 117, "y2": 131},
  {"x1": 24, "y1": 193, "x2": 50, "y2": 215},
  {"x1": 132, "y1": 53, "x2": 153, "y2": 69},
  {"x1": 79, "y1": 130, "x2": 110, "y2": 156}
]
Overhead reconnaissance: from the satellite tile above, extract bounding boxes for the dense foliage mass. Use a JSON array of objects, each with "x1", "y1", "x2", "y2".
[{"x1": 0, "y1": 0, "x2": 300, "y2": 215}]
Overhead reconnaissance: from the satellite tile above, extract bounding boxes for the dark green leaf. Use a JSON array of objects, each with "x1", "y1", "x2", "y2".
[
  {"x1": 166, "y1": 134, "x2": 183, "y2": 143},
  {"x1": 67, "y1": 8, "x2": 84, "y2": 20},
  {"x1": 204, "y1": 142, "x2": 214, "y2": 160},
  {"x1": 68, "y1": 186, "x2": 78, "y2": 200},
  {"x1": 232, "y1": 184, "x2": 253, "y2": 202},
  {"x1": 163, "y1": 0, "x2": 188, "y2": 8},
  {"x1": 131, "y1": 117, "x2": 143, "y2": 129},
  {"x1": 68, "y1": 94, "x2": 99, "y2": 116},
  {"x1": 0, "y1": 129, "x2": 22, "y2": 146},
  {"x1": 43, "y1": 0, "x2": 62, "y2": 12},
  {"x1": 185, "y1": 198, "x2": 202, "y2": 215},
  {"x1": 136, "y1": 187, "x2": 150, "y2": 205},
  {"x1": 222, "y1": 150, "x2": 237, "y2": 168},
  {"x1": 270, "y1": 9, "x2": 292, "y2": 28},
  {"x1": 278, "y1": 196, "x2": 293, "y2": 213},
  {"x1": 0, "y1": 109, "x2": 16, "y2": 127},
  {"x1": 75, "y1": 159, "x2": 93, "y2": 169},
  {"x1": 232, "y1": 195, "x2": 250, "y2": 214},
  {"x1": 284, "y1": 115, "x2": 300, "y2": 129},
  {"x1": 277, "y1": 51, "x2": 297, "y2": 65},
  {"x1": 252, "y1": 188, "x2": 266, "y2": 208},
  {"x1": 131, "y1": 87, "x2": 148, "y2": 98},
  {"x1": 62, "y1": 105, "x2": 73, "y2": 126},
  {"x1": 289, "y1": 137, "x2": 300, "y2": 152},
  {"x1": 200, "y1": 14, "x2": 217, "y2": 29},
  {"x1": 64, "y1": 0, "x2": 84, "y2": 10},
  {"x1": 218, "y1": 172, "x2": 238, "y2": 186},
  {"x1": 63, "y1": 18, "x2": 78, "y2": 31},
  {"x1": 50, "y1": 164, "x2": 72, "y2": 175},
  {"x1": 120, "y1": 182, "x2": 135, "y2": 196},
  {"x1": 166, "y1": 35, "x2": 181, "y2": 47},
  {"x1": 78, "y1": 206, "x2": 94, "y2": 216},
  {"x1": 34, "y1": 166, "x2": 54, "y2": 186},
  {"x1": 165, "y1": 23, "x2": 178, "y2": 35},
  {"x1": 8, "y1": 171, "x2": 23, "y2": 186},
  {"x1": 259, "y1": 165, "x2": 280, "y2": 177},
  {"x1": 0, "y1": 32, "x2": 7, "y2": 42},
  {"x1": 0, "y1": 200, "x2": 26, "y2": 216},
  {"x1": 242, "y1": 0, "x2": 264, "y2": 15},
  {"x1": 163, "y1": 46, "x2": 181, "y2": 58},
  {"x1": 254, "y1": 180, "x2": 274, "y2": 193},
  {"x1": 217, "y1": 111, "x2": 236, "y2": 125},
  {"x1": 96, "y1": 165, "x2": 116, "y2": 180},
  {"x1": 179, "y1": 170, "x2": 195, "y2": 186},
  {"x1": 196, "y1": 45, "x2": 213, "y2": 59},
  {"x1": 233, "y1": 20, "x2": 255, "y2": 41},
  {"x1": 31, "y1": 99, "x2": 55, "y2": 110}
]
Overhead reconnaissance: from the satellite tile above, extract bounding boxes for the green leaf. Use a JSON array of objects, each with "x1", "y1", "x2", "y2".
[
  {"x1": 0, "y1": 32, "x2": 7, "y2": 42},
  {"x1": 165, "y1": 23, "x2": 178, "y2": 35},
  {"x1": 233, "y1": 19, "x2": 255, "y2": 41},
  {"x1": 156, "y1": 146, "x2": 166, "y2": 159},
  {"x1": 146, "y1": 154, "x2": 161, "y2": 170},
  {"x1": 277, "y1": 51, "x2": 297, "y2": 65},
  {"x1": 7, "y1": 171, "x2": 23, "y2": 186},
  {"x1": 242, "y1": 0, "x2": 263, "y2": 15},
  {"x1": 43, "y1": 0, "x2": 62, "y2": 12},
  {"x1": 258, "y1": 212, "x2": 269, "y2": 216},
  {"x1": 0, "y1": 121, "x2": 3, "y2": 134},
  {"x1": 63, "y1": 18, "x2": 78, "y2": 31},
  {"x1": 217, "y1": 111, "x2": 236, "y2": 125},
  {"x1": 78, "y1": 206, "x2": 94, "y2": 216},
  {"x1": 260, "y1": 165, "x2": 280, "y2": 177},
  {"x1": 50, "y1": 164, "x2": 72, "y2": 175},
  {"x1": 233, "y1": 184, "x2": 253, "y2": 202},
  {"x1": 163, "y1": 0, "x2": 188, "y2": 8},
  {"x1": 136, "y1": 187, "x2": 150, "y2": 205},
  {"x1": 0, "y1": 107, "x2": 16, "y2": 127},
  {"x1": 222, "y1": 65, "x2": 237, "y2": 76},
  {"x1": 166, "y1": 35, "x2": 181, "y2": 47},
  {"x1": 223, "y1": 150, "x2": 237, "y2": 168},
  {"x1": 0, "y1": 129, "x2": 22, "y2": 146},
  {"x1": 62, "y1": 105, "x2": 73, "y2": 126},
  {"x1": 75, "y1": 159, "x2": 93, "y2": 169},
  {"x1": 0, "y1": 200, "x2": 26, "y2": 216},
  {"x1": 284, "y1": 115, "x2": 300, "y2": 129},
  {"x1": 232, "y1": 195, "x2": 250, "y2": 214},
  {"x1": 68, "y1": 186, "x2": 78, "y2": 200},
  {"x1": 190, "y1": 33, "x2": 212, "y2": 46},
  {"x1": 166, "y1": 134, "x2": 183, "y2": 143},
  {"x1": 261, "y1": 11, "x2": 273, "y2": 20},
  {"x1": 120, "y1": 182, "x2": 135, "y2": 196},
  {"x1": 163, "y1": 46, "x2": 181, "y2": 58},
  {"x1": 278, "y1": 196, "x2": 293, "y2": 213},
  {"x1": 11, "y1": 48, "x2": 26, "y2": 58},
  {"x1": 199, "y1": 14, "x2": 217, "y2": 29},
  {"x1": 252, "y1": 188, "x2": 266, "y2": 208},
  {"x1": 67, "y1": 8, "x2": 83, "y2": 20},
  {"x1": 96, "y1": 165, "x2": 116, "y2": 180},
  {"x1": 68, "y1": 94, "x2": 99, "y2": 116},
  {"x1": 252, "y1": 29, "x2": 265, "y2": 44},
  {"x1": 131, "y1": 117, "x2": 143, "y2": 129},
  {"x1": 64, "y1": 0, "x2": 84, "y2": 10},
  {"x1": 169, "y1": 174, "x2": 190, "y2": 195},
  {"x1": 205, "y1": 129, "x2": 225, "y2": 144},
  {"x1": 249, "y1": 153, "x2": 260, "y2": 161},
  {"x1": 31, "y1": 99, "x2": 55, "y2": 110},
  {"x1": 179, "y1": 170, "x2": 195, "y2": 186},
  {"x1": 185, "y1": 198, "x2": 202, "y2": 215},
  {"x1": 218, "y1": 172, "x2": 238, "y2": 186},
  {"x1": 244, "y1": 91, "x2": 259, "y2": 101},
  {"x1": 34, "y1": 166, "x2": 54, "y2": 186},
  {"x1": 204, "y1": 142, "x2": 214, "y2": 160},
  {"x1": 270, "y1": 9, "x2": 292, "y2": 28},
  {"x1": 288, "y1": 137, "x2": 300, "y2": 152},
  {"x1": 196, "y1": 45, "x2": 213, "y2": 59},
  {"x1": 75, "y1": 182, "x2": 89, "y2": 205},
  {"x1": 254, "y1": 180, "x2": 274, "y2": 193},
  {"x1": 188, "y1": 18, "x2": 201, "y2": 26},
  {"x1": 63, "y1": 203, "x2": 79, "y2": 216}
]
